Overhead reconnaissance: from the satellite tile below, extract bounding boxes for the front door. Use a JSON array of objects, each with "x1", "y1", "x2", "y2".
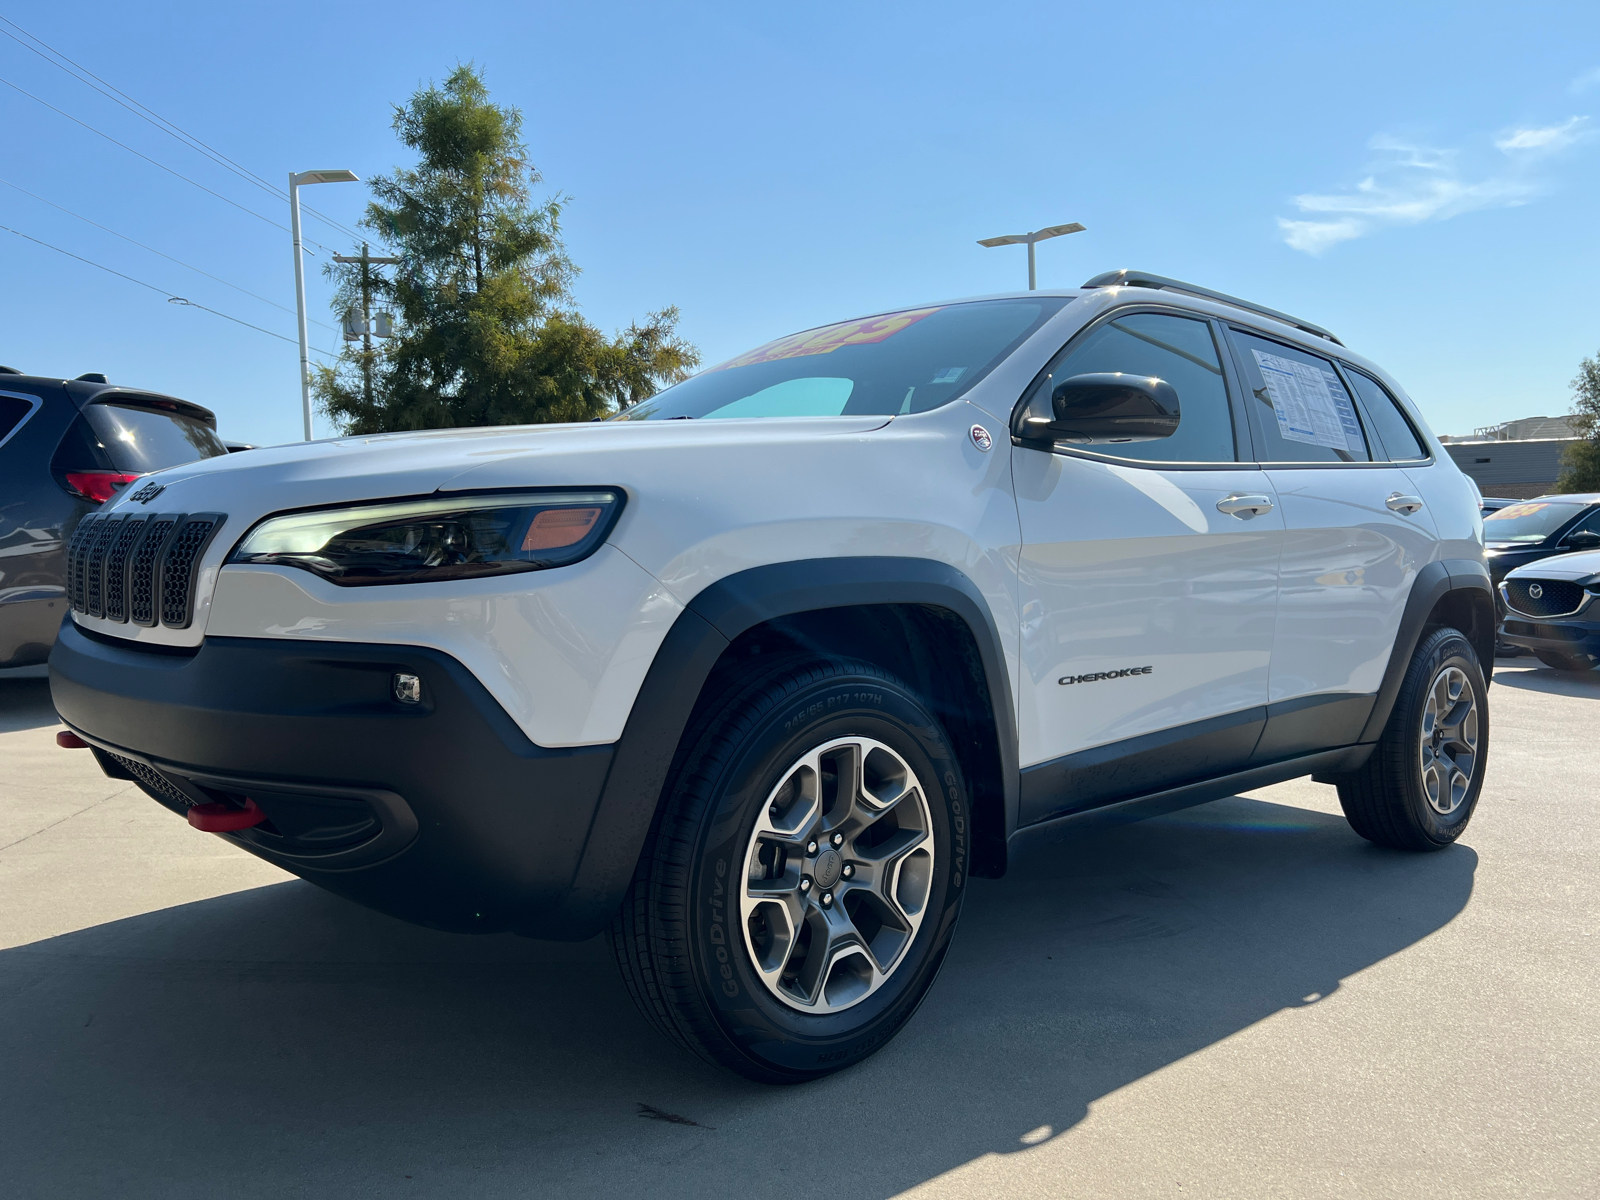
[{"x1": 1012, "y1": 309, "x2": 1282, "y2": 825}]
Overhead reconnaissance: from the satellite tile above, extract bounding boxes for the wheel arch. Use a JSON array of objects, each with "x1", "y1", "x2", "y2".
[
  {"x1": 1358, "y1": 557, "x2": 1495, "y2": 744},
  {"x1": 524, "y1": 557, "x2": 1018, "y2": 939}
]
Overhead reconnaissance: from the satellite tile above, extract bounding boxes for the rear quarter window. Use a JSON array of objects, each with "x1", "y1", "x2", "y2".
[
  {"x1": 1345, "y1": 369, "x2": 1428, "y2": 460},
  {"x1": 0, "y1": 393, "x2": 40, "y2": 448}
]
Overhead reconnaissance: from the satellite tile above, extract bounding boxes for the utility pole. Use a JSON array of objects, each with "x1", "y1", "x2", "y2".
[{"x1": 333, "y1": 244, "x2": 400, "y2": 409}]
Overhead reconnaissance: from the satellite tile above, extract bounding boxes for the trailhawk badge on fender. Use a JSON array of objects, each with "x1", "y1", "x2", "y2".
[{"x1": 969, "y1": 425, "x2": 992, "y2": 452}]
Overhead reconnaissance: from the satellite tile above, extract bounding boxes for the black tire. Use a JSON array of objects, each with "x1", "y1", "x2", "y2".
[
  {"x1": 1336, "y1": 627, "x2": 1488, "y2": 851},
  {"x1": 1534, "y1": 651, "x2": 1593, "y2": 673},
  {"x1": 610, "y1": 655, "x2": 969, "y2": 1083}
]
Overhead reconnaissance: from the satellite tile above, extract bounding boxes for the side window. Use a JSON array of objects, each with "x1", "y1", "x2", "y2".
[
  {"x1": 1345, "y1": 369, "x2": 1427, "y2": 461},
  {"x1": 1022, "y1": 311, "x2": 1237, "y2": 462},
  {"x1": 1570, "y1": 507, "x2": 1600, "y2": 536},
  {"x1": 0, "y1": 394, "x2": 37, "y2": 448},
  {"x1": 1227, "y1": 328, "x2": 1371, "y2": 463}
]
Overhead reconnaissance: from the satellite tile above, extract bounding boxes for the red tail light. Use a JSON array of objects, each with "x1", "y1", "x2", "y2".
[{"x1": 63, "y1": 471, "x2": 142, "y2": 504}]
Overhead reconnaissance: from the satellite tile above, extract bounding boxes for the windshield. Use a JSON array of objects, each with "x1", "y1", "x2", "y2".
[
  {"x1": 1481, "y1": 500, "x2": 1586, "y2": 543},
  {"x1": 615, "y1": 299, "x2": 1069, "y2": 421}
]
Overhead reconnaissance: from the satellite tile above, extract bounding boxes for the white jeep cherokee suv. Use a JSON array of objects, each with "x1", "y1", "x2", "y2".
[{"x1": 50, "y1": 270, "x2": 1493, "y2": 1083}]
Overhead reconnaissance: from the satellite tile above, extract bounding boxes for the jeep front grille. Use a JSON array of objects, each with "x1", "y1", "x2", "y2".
[
  {"x1": 67, "y1": 511, "x2": 227, "y2": 631},
  {"x1": 1503, "y1": 578, "x2": 1587, "y2": 619}
]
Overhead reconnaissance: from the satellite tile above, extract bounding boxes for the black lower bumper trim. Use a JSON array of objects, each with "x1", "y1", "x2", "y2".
[{"x1": 49, "y1": 623, "x2": 614, "y2": 934}]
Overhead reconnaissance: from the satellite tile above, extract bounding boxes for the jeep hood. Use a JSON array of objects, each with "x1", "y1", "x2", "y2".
[{"x1": 104, "y1": 416, "x2": 892, "y2": 520}]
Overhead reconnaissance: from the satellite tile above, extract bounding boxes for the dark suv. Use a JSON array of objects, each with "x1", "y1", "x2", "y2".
[{"x1": 0, "y1": 368, "x2": 228, "y2": 667}]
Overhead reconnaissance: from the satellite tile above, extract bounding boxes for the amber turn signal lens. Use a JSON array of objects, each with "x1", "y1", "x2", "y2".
[{"x1": 522, "y1": 507, "x2": 601, "y2": 551}]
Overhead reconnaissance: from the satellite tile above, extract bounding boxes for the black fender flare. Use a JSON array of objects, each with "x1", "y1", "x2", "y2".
[
  {"x1": 527, "y1": 556, "x2": 1018, "y2": 939},
  {"x1": 1357, "y1": 557, "x2": 1494, "y2": 744}
]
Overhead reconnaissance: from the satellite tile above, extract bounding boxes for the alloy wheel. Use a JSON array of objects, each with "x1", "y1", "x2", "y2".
[
  {"x1": 1418, "y1": 664, "x2": 1479, "y2": 816},
  {"x1": 739, "y1": 737, "x2": 936, "y2": 1014}
]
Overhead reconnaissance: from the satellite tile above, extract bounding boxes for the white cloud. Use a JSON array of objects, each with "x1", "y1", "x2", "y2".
[
  {"x1": 1496, "y1": 116, "x2": 1589, "y2": 153},
  {"x1": 1570, "y1": 66, "x2": 1600, "y2": 95},
  {"x1": 1278, "y1": 128, "x2": 1578, "y2": 256}
]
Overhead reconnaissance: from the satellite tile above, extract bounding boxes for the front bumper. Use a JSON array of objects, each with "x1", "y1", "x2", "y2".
[
  {"x1": 1498, "y1": 615, "x2": 1600, "y2": 666},
  {"x1": 48, "y1": 621, "x2": 614, "y2": 934}
]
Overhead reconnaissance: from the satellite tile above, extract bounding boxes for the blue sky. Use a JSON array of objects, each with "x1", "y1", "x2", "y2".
[{"x1": 2, "y1": 0, "x2": 1598, "y2": 446}]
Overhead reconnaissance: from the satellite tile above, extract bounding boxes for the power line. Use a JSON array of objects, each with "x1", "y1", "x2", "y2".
[
  {"x1": 0, "y1": 16, "x2": 371, "y2": 247},
  {"x1": 1, "y1": 221, "x2": 339, "y2": 358},
  {"x1": 0, "y1": 74, "x2": 344, "y2": 256},
  {"x1": 0, "y1": 175, "x2": 339, "y2": 333}
]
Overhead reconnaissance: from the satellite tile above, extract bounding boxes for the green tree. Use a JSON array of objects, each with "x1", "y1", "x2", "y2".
[
  {"x1": 1557, "y1": 351, "x2": 1600, "y2": 493},
  {"x1": 315, "y1": 65, "x2": 697, "y2": 433}
]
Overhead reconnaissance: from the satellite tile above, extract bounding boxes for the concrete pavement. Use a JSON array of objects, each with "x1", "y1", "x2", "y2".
[{"x1": 0, "y1": 659, "x2": 1595, "y2": 1197}]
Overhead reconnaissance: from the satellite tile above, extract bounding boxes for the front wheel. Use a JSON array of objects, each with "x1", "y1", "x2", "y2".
[
  {"x1": 1336, "y1": 627, "x2": 1488, "y2": 851},
  {"x1": 610, "y1": 656, "x2": 969, "y2": 1083}
]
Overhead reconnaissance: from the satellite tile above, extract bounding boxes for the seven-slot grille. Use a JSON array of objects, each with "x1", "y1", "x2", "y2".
[
  {"x1": 67, "y1": 511, "x2": 226, "y2": 631},
  {"x1": 1502, "y1": 578, "x2": 1587, "y2": 619}
]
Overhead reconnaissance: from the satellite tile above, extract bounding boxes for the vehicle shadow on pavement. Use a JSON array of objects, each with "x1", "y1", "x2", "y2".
[
  {"x1": 0, "y1": 795, "x2": 1475, "y2": 1199},
  {"x1": 1491, "y1": 662, "x2": 1600, "y2": 699},
  {"x1": 0, "y1": 674, "x2": 57, "y2": 733}
]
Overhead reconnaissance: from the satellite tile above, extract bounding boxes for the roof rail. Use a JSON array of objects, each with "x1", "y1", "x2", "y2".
[{"x1": 1081, "y1": 269, "x2": 1342, "y2": 346}]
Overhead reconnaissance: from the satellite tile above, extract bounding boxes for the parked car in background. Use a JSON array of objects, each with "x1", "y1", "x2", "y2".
[
  {"x1": 1480, "y1": 495, "x2": 1519, "y2": 517},
  {"x1": 1480, "y1": 495, "x2": 1600, "y2": 651},
  {"x1": 0, "y1": 367, "x2": 228, "y2": 667},
  {"x1": 1498, "y1": 549, "x2": 1600, "y2": 671}
]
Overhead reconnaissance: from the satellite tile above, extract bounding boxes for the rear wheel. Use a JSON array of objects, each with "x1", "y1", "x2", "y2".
[
  {"x1": 1534, "y1": 651, "x2": 1594, "y2": 673},
  {"x1": 1336, "y1": 627, "x2": 1488, "y2": 851},
  {"x1": 610, "y1": 655, "x2": 969, "y2": 1083}
]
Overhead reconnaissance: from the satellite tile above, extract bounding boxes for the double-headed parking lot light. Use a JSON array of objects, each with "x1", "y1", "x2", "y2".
[{"x1": 978, "y1": 221, "x2": 1086, "y2": 290}]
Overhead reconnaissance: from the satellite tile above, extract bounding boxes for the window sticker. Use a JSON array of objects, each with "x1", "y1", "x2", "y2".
[
  {"x1": 710, "y1": 307, "x2": 943, "y2": 372},
  {"x1": 930, "y1": 367, "x2": 966, "y2": 385},
  {"x1": 1251, "y1": 349, "x2": 1363, "y2": 451}
]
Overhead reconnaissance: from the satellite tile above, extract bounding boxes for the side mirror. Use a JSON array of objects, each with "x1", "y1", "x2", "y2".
[
  {"x1": 1563, "y1": 529, "x2": 1600, "y2": 549},
  {"x1": 1026, "y1": 372, "x2": 1180, "y2": 443}
]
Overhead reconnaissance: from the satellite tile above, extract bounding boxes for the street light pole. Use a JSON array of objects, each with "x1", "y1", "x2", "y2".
[
  {"x1": 977, "y1": 222, "x2": 1086, "y2": 290},
  {"x1": 289, "y1": 169, "x2": 360, "y2": 441}
]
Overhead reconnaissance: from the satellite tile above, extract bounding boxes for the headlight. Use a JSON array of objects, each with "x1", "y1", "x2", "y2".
[{"x1": 228, "y1": 490, "x2": 623, "y2": 586}]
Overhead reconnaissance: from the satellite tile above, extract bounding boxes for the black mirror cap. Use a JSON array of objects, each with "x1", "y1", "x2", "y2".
[
  {"x1": 1564, "y1": 530, "x2": 1600, "y2": 549},
  {"x1": 1045, "y1": 372, "x2": 1180, "y2": 443}
]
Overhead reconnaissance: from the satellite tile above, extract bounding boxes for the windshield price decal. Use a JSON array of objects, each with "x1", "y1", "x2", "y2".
[{"x1": 710, "y1": 308, "x2": 943, "y2": 372}]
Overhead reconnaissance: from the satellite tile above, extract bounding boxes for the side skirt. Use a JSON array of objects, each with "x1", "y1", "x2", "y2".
[{"x1": 1005, "y1": 744, "x2": 1373, "y2": 862}]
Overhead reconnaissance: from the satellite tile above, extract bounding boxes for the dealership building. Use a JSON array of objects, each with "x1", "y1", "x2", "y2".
[{"x1": 1440, "y1": 416, "x2": 1580, "y2": 500}]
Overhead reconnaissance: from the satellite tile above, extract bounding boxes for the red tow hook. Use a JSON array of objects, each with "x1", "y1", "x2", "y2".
[
  {"x1": 187, "y1": 798, "x2": 269, "y2": 832},
  {"x1": 57, "y1": 731, "x2": 89, "y2": 749}
]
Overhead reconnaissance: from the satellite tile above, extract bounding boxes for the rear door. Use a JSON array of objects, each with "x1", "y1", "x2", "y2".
[
  {"x1": 1012, "y1": 308, "x2": 1283, "y2": 825},
  {"x1": 1224, "y1": 326, "x2": 1438, "y2": 760}
]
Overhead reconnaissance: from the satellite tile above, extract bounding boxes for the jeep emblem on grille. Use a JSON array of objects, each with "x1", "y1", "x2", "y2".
[
  {"x1": 129, "y1": 481, "x2": 166, "y2": 505},
  {"x1": 1528, "y1": 583, "x2": 1544, "y2": 599}
]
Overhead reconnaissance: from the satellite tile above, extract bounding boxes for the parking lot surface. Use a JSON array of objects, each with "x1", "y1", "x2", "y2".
[{"x1": 1, "y1": 659, "x2": 1595, "y2": 1198}]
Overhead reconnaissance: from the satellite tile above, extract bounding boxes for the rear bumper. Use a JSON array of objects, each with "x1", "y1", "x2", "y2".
[
  {"x1": 48, "y1": 621, "x2": 614, "y2": 935},
  {"x1": 1499, "y1": 616, "x2": 1600, "y2": 665}
]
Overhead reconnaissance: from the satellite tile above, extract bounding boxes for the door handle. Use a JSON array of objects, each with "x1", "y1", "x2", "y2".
[
  {"x1": 1216, "y1": 493, "x2": 1274, "y2": 518},
  {"x1": 1386, "y1": 493, "x2": 1424, "y2": 515}
]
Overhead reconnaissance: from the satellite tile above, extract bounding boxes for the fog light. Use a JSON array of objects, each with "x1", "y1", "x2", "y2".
[{"x1": 392, "y1": 673, "x2": 422, "y2": 704}]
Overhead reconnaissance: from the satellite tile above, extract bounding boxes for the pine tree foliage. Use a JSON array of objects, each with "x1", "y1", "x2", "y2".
[
  {"x1": 1558, "y1": 350, "x2": 1600, "y2": 493},
  {"x1": 315, "y1": 66, "x2": 698, "y2": 433}
]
